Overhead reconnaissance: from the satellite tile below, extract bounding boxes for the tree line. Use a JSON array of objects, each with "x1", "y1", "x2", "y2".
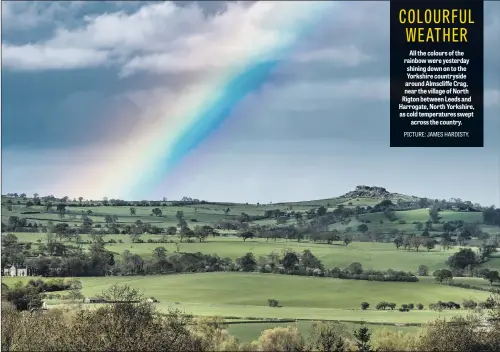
[{"x1": 4, "y1": 232, "x2": 419, "y2": 283}]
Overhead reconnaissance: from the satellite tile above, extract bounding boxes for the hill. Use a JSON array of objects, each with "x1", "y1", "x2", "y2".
[{"x1": 273, "y1": 185, "x2": 418, "y2": 207}]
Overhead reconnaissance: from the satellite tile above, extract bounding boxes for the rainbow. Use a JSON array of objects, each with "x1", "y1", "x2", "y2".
[{"x1": 58, "y1": 1, "x2": 336, "y2": 200}]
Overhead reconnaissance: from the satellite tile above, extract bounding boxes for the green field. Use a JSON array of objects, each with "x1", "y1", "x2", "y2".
[
  {"x1": 3, "y1": 271, "x2": 491, "y2": 344},
  {"x1": 359, "y1": 209, "x2": 484, "y2": 225},
  {"x1": 2, "y1": 273, "x2": 491, "y2": 322},
  {"x1": 3, "y1": 199, "x2": 493, "y2": 231}
]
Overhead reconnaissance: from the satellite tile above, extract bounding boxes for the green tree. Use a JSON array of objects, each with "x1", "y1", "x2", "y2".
[
  {"x1": 300, "y1": 249, "x2": 323, "y2": 270},
  {"x1": 5, "y1": 285, "x2": 43, "y2": 311},
  {"x1": 307, "y1": 322, "x2": 348, "y2": 352},
  {"x1": 347, "y1": 262, "x2": 363, "y2": 275},
  {"x1": 153, "y1": 247, "x2": 168, "y2": 260},
  {"x1": 418, "y1": 197, "x2": 429, "y2": 208},
  {"x1": 44, "y1": 201, "x2": 53, "y2": 212},
  {"x1": 3, "y1": 233, "x2": 18, "y2": 247},
  {"x1": 194, "y1": 225, "x2": 213, "y2": 242},
  {"x1": 166, "y1": 226, "x2": 177, "y2": 236},
  {"x1": 353, "y1": 325, "x2": 374, "y2": 352},
  {"x1": 425, "y1": 238, "x2": 436, "y2": 251},
  {"x1": 281, "y1": 251, "x2": 299, "y2": 270},
  {"x1": 448, "y1": 248, "x2": 477, "y2": 270},
  {"x1": 429, "y1": 206, "x2": 440, "y2": 222},
  {"x1": 343, "y1": 235, "x2": 352, "y2": 246},
  {"x1": 68, "y1": 279, "x2": 84, "y2": 301},
  {"x1": 236, "y1": 252, "x2": 257, "y2": 272},
  {"x1": 8, "y1": 216, "x2": 20, "y2": 231},
  {"x1": 357, "y1": 224, "x2": 368, "y2": 233},
  {"x1": 176, "y1": 211, "x2": 184, "y2": 221},
  {"x1": 483, "y1": 270, "x2": 500, "y2": 285},
  {"x1": 5, "y1": 200, "x2": 13, "y2": 211},
  {"x1": 317, "y1": 206, "x2": 327, "y2": 216},
  {"x1": 238, "y1": 231, "x2": 255, "y2": 242},
  {"x1": 433, "y1": 269, "x2": 453, "y2": 283},
  {"x1": 410, "y1": 235, "x2": 423, "y2": 251},
  {"x1": 394, "y1": 235, "x2": 403, "y2": 249}
]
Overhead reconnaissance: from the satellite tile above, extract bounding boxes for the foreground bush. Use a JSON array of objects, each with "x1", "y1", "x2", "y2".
[
  {"x1": 416, "y1": 315, "x2": 500, "y2": 352},
  {"x1": 372, "y1": 329, "x2": 421, "y2": 351},
  {"x1": 1, "y1": 284, "x2": 209, "y2": 352},
  {"x1": 307, "y1": 321, "x2": 353, "y2": 352},
  {"x1": 255, "y1": 326, "x2": 305, "y2": 352}
]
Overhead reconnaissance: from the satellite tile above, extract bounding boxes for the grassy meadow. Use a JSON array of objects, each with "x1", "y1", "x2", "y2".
[
  {"x1": 3, "y1": 272, "x2": 491, "y2": 341},
  {"x1": 5, "y1": 273, "x2": 491, "y2": 312}
]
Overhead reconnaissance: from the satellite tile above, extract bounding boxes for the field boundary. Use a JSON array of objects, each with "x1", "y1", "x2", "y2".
[{"x1": 220, "y1": 317, "x2": 423, "y2": 327}]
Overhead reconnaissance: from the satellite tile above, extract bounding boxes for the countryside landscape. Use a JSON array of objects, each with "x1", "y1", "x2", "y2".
[
  {"x1": 2, "y1": 1, "x2": 500, "y2": 351},
  {"x1": 2, "y1": 186, "x2": 500, "y2": 351}
]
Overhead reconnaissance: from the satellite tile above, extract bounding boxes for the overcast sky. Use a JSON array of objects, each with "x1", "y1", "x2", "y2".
[{"x1": 2, "y1": 1, "x2": 499, "y2": 206}]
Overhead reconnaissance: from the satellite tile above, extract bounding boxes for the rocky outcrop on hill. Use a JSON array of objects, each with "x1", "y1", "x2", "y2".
[
  {"x1": 342, "y1": 185, "x2": 390, "y2": 199},
  {"x1": 339, "y1": 185, "x2": 420, "y2": 201}
]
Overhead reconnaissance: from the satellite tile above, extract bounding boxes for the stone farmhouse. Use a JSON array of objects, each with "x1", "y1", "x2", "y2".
[{"x1": 2, "y1": 264, "x2": 33, "y2": 277}]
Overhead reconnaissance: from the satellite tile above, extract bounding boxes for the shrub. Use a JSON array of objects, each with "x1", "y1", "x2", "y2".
[
  {"x1": 256, "y1": 326, "x2": 305, "y2": 352},
  {"x1": 482, "y1": 297, "x2": 496, "y2": 309},
  {"x1": 417, "y1": 303, "x2": 424, "y2": 310},
  {"x1": 408, "y1": 303, "x2": 415, "y2": 310},
  {"x1": 373, "y1": 329, "x2": 420, "y2": 352},
  {"x1": 462, "y1": 299, "x2": 477, "y2": 310},
  {"x1": 361, "y1": 302, "x2": 370, "y2": 310},
  {"x1": 418, "y1": 265, "x2": 429, "y2": 276}
]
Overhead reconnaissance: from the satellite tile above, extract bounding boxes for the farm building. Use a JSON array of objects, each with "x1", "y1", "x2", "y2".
[
  {"x1": 84, "y1": 297, "x2": 107, "y2": 304},
  {"x1": 2, "y1": 264, "x2": 32, "y2": 277}
]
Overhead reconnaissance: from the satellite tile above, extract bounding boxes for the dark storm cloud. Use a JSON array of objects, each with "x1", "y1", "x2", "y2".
[{"x1": 1, "y1": 68, "x2": 141, "y2": 148}]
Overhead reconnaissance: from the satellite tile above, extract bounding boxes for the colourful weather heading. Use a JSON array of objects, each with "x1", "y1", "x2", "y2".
[{"x1": 399, "y1": 9, "x2": 475, "y2": 43}]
